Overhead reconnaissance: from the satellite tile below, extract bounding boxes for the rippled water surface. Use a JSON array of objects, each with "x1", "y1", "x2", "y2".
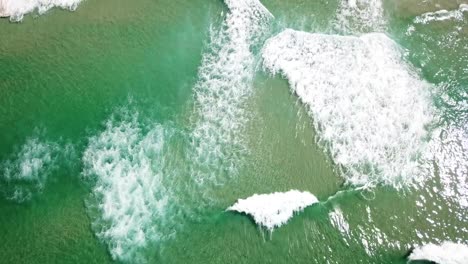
[{"x1": 0, "y1": 0, "x2": 467, "y2": 263}]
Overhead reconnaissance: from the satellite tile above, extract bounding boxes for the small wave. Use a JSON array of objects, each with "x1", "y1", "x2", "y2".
[
  {"x1": 0, "y1": 0, "x2": 82, "y2": 22},
  {"x1": 227, "y1": 190, "x2": 318, "y2": 231},
  {"x1": 413, "y1": 4, "x2": 468, "y2": 25},
  {"x1": 262, "y1": 29, "x2": 434, "y2": 188}
]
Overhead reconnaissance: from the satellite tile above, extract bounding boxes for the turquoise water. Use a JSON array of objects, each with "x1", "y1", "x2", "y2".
[{"x1": 0, "y1": 0, "x2": 467, "y2": 263}]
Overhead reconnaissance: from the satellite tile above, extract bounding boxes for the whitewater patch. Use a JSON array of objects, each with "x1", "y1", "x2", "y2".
[
  {"x1": 189, "y1": 0, "x2": 272, "y2": 185},
  {"x1": 334, "y1": 0, "x2": 385, "y2": 33},
  {"x1": 408, "y1": 242, "x2": 468, "y2": 264},
  {"x1": 82, "y1": 113, "x2": 175, "y2": 263},
  {"x1": 413, "y1": 4, "x2": 468, "y2": 24},
  {"x1": 0, "y1": 0, "x2": 82, "y2": 22},
  {"x1": 227, "y1": 190, "x2": 318, "y2": 231},
  {"x1": 262, "y1": 29, "x2": 434, "y2": 188},
  {"x1": 0, "y1": 135, "x2": 61, "y2": 202}
]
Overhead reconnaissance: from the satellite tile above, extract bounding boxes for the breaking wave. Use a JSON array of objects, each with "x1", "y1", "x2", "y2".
[
  {"x1": 0, "y1": 0, "x2": 82, "y2": 22},
  {"x1": 82, "y1": 0, "x2": 275, "y2": 261},
  {"x1": 262, "y1": 29, "x2": 434, "y2": 188},
  {"x1": 189, "y1": 0, "x2": 272, "y2": 186},
  {"x1": 227, "y1": 190, "x2": 318, "y2": 231},
  {"x1": 408, "y1": 241, "x2": 468, "y2": 264}
]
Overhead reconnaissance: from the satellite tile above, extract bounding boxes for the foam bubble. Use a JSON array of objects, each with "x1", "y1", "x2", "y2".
[
  {"x1": 189, "y1": 0, "x2": 272, "y2": 185},
  {"x1": 82, "y1": 113, "x2": 174, "y2": 263},
  {"x1": 262, "y1": 29, "x2": 434, "y2": 188},
  {"x1": 413, "y1": 4, "x2": 468, "y2": 24},
  {"x1": 408, "y1": 241, "x2": 468, "y2": 264},
  {"x1": 227, "y1": 190, "x2": 318, "y2": 231},
  {"x1": 0, "y1": 136, "x2": 60, "y2": 202},
  {"x1": 0, "y1": 0, "x2": 82, "y2": 22}
]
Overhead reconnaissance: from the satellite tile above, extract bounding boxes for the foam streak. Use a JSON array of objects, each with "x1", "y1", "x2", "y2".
[{"x1": 190, "y1": 0, "x2": 272, "y2": 185}]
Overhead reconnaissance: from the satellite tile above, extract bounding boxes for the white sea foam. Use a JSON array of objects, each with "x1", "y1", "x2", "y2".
[
  {"x1": 262, "y1": 29, "x2": 434, "y2": 188},
  {"x1": 82, "y1": 113, "x2": 174, "y2": 263},
  {"x1": 408, "y1": 242, "x2": 468, "y2": 264},
  {"x1": 334, "y1": 0, "x2": 385, "y2": 33},
  {"x1": 227, "y1": 190, "x2": 318, "y2": 231},
  {"x1": 414, "y1": 4, "x2": 468, "y2": 24},
  {"x1": 0, "y1": 0, "x2": 82, "y2": 22},
  {"x1": 189, "y1": 0, "x2": 272, "y2": 186},
  {"x1": 0, "y1": 136, "x2": 59, "y2": 202}
]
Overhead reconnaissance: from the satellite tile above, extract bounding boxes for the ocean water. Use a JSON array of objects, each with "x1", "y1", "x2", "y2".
[{"x1": 0, "y1": 0, "x2": 467, "y2": 263}]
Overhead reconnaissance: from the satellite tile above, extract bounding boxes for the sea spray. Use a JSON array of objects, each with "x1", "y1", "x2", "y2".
[{"x1": 262, "y1": 29, "x2": 434, "y2": 189}]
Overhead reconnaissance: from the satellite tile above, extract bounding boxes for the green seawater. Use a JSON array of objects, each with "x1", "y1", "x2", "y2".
[{"x1": 0, "y1": 0, "x2": 467, "y2": 263}]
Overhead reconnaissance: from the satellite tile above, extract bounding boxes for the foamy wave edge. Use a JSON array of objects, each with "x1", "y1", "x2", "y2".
[
  {"x1": 408, "y1": 241, "x2": 468, "y2": 264},
  {"x1": 0, "y1": 0, "x2": 82, "y2": 22}
]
